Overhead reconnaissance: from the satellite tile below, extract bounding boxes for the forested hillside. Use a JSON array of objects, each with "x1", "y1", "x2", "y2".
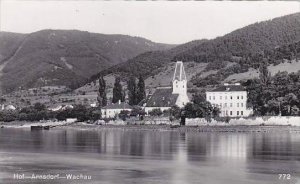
[
  {"x1": 91, "y1": 13, "x2": 300, "y2": 86},
  {"x1": 0, "y1": 30, "x2": 174, "y2": 94}
]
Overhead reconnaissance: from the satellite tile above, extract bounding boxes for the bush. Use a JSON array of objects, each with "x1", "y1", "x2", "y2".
[
  {"x1": 149, "y1": 108, "x2": 163, "y2": 116},
  {"x1": 119, "y1": 110, "x2": 130, "y2": 121}
]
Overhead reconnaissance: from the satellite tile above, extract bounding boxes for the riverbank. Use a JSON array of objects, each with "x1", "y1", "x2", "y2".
[
  {"x1": 2, "y1": 121, "x2": 300, "y2": 133},
  {"x1": 61, "y1": 123, "x2": 300, "y2": 133}
]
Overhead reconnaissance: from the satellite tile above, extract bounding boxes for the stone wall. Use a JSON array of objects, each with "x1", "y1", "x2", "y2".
[{"x1": 186, "y1": 116, "x2": 300, "y2": 126}]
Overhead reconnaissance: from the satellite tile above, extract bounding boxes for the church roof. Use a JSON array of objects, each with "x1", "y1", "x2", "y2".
[
  {"x1": 102, "y1": 102, "x2": 132, "y2": 109},
  {"x1": 209, "y1": 84, "x2": 245, "y2": 92},
  {"x1": 173, "y1": 61, "x2": 187, "y2": 81},
  {"x1": 145, "y1": 87, "x2": 178, "y2": 107}
]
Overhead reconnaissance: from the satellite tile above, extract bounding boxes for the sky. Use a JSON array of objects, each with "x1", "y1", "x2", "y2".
[{"x1": 0, "y1": 1, "x2": 299, "y2": 44}]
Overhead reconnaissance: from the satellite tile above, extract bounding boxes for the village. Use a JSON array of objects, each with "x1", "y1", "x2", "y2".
[{"x1": 1, "y1": 60, "x2": 299, "y2": 128}]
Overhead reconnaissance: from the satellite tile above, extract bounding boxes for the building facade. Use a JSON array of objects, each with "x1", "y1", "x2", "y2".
[
  {"x1": 144, "y1": 61, "x2": 190, "y2": 114},
  {"x1": 101, "y1": 101, "x2": 133, "y2": 118},
  {"x1": 206, "y1": 83, "x2": 252, "y2": 117}
]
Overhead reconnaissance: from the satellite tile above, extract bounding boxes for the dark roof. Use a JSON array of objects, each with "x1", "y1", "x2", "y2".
[
  {"x1": 210, "y1": 85, "x2": 245, "y2": 92},
  {"x1": 102, "y1": 102, "x2": 132, "y2": 109},
  {"x1": 145, "y1": 87, "x2": 178, "y2": 107}
]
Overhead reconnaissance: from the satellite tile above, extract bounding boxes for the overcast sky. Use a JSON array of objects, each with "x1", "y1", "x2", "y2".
[{"x1": 0, "y1": 1, "x2": 299, "y2": 44}]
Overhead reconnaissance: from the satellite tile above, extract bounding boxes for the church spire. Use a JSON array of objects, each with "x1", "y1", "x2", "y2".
[
  {"x1": 172, "y1": 61, "x2": 187, "y2": 95},
  {"x1": 173, "y1": 61, "x2": 187, "y2": 81}
]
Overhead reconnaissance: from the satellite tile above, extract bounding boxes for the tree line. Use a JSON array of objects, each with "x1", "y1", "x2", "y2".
[
  {"x1": 245, "y1": 63, "x2": 300, "y2": 116},
  {"x1": 97, "y1": 75, "x2": 146, "y2": 107}
]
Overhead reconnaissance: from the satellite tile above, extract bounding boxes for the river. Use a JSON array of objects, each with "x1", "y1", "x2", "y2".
[{"x1": 0, "y1": 128, "x2": 299, "y2": 184}]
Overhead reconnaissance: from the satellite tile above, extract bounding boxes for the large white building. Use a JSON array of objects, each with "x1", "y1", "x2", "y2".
[
  {"x1": 144, "y1": 61, "x2": 190, "y2": 114},
  {"x1": 206, "y1": 83, "x2": 252, "y2": 117}
]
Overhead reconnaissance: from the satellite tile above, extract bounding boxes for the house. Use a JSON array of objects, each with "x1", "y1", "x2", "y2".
[
  {"x1": 144, "y1": 61, "x2": 190, "y2": 114},
  {"x1": 48, "y1": 104, "x2": 74, "y2": 111},
  {"x1": 101, "y1": 100, "x2": 133, "y2": 118},
  {"x1": 206, "y1": 83, "x2": 253, "y2": 117},
  {"x1": 3, "y1": 104, "x2": 16, "y2": 111}
]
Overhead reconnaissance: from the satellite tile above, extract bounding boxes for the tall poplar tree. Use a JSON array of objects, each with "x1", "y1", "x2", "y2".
[
  {"x1": 127, "y1": 76, "x2": 137, "y2": 105},
  {"x1": 112, "y1": 77, "x2": 124, "y2": 103},
  {"x1": 97, "y1": 76, "x2": 107, "y2": 107},
  {"x1": 137, "y1": 75, "x2": 146, "y2": 104}
]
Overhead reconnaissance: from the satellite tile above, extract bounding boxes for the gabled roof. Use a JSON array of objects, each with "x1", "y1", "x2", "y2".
[
  {"x1": 209, "y1": 84, "x2": 245, "y2": 92},
  {"x1": 145, "y1": 87, "x2": 178, "y2": 107},
  {"x1": 102, "y1": 102, "x2": 132, "y2": 110}
]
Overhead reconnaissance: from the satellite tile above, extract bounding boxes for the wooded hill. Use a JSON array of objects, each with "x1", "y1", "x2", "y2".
[
  {"x1": 91, "y1": 13, "x2": 300, "y2": 87},
  {"x1": 0, "y1": 30, "x2": 174, "y2": 94}
]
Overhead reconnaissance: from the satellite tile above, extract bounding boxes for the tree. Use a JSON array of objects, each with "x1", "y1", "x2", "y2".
[
  {"x1": 259, "y1": 59, "x2": 271, "y2": 85},
  {"x1": 130, "y1": 106, "x2": 146, "y2": 116},
  {"x1": 149, "y1": 108, "x2": 163, "y2": 116},
  {"x1": 170, "y1": 105, "x2": 182, "y2": 120},
  {"x1": 183, "y1": 93, "x2": 218, "y2": 119},
  {"x1": 127, "y1": 76, "x2": 137, "y2": 105},
  {"x1": 112, "y1": 77, "x2": 124, "y2": 103},
  {"x1": 119, "y1": 110, "x2": 130, "y2": 121},
  {"x1": 136, "y1": 75, "x2": 146, "y2": 104},
  {"x1": 97, "y1": 76, "x2": 107, "y2": 107},
  {"x1": 34, "y1": 102, "x2": 46, "y2": 111}
]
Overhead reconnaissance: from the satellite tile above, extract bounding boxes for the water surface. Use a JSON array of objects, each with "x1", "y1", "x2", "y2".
[{"x1": 0, "y1": 128, "x2": 299, "y2": 184}]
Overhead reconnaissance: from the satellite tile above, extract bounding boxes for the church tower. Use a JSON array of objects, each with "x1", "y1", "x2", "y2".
[{"x1": 172, "y1": 61, "x2": 189, "y2": 107}]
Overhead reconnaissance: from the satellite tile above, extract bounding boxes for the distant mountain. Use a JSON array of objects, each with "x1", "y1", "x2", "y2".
[
  {"x1": 0, "y1": 29, "x2": 174, "y2": 94},
  {"x1": 91, "y1": 12, "x2": 300, "y2": 86}
]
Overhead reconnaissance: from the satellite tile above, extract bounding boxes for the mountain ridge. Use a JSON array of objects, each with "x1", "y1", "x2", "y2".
[
  {"x1": 91, "y1": 12, "x2": 300, "y2": 82},
  {"x1": 0, "y1": 29, "x2": 175, "y2": 94}
]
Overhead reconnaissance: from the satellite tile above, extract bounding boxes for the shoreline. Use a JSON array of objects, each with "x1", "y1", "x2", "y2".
[
  {"x1": 1, "y1": 121, "x2": 300, "y2": 133},
  {"x1": 63, "y1": 123, "x2": 300, "y2": 133}
]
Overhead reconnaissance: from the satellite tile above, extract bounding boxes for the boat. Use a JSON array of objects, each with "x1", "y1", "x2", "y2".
[{"x1": 31, "y1": 126, "x2": 43, "y2": 130}]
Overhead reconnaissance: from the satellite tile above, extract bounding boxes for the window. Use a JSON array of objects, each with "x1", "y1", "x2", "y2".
[
  {"x1": 241, "y1": 103, "x2": 243, "y2": 107},
  {"x1": 237, "y1": 103, "x2": 239, "y2": 107},
  {"x1": 220, "y1": 103, "x2": 222, "y2": 107},
  {"x1": 237, "y1": 111, "x2": 239, "y2": 116},
  {"x1": 224, "y1": 103, "x2": 227, "y2": 107},
  {"x1": 220, "y1": 96, "x2": 222, "y2": 100},
  {"x1": 230, "y1": 111, "x2": 232, "y2": 115},
  {"x1": 237, "y1": 96, "x2": 239, "y2": 99},
  {"x1": 209, "y1": 96, "x2": 211, "y2": 100},
  {"x1": 230, "y1": 96, "x2": 233, "y2": 100},
  {"x1": 225, "y1": 96, "x2": 227, "y2": 100},
  {"x1": 213, "y1": 96, "x2": 215, "y2": 100},
  {"x1": 241, "y1": 96, "x2": 244, "y2": 99},
  {"x1": 230, "y1": 103, "x2": 232, "y2": 107},
  {"x1": 241, "y1": 111, "x2": 243, "y2": 115},
  {"x1": 226, "y1": 110, "x2": 228, "y2": 115},
  {"x1": 183, "y1": 85, "x2": 185, "y2": 88}
]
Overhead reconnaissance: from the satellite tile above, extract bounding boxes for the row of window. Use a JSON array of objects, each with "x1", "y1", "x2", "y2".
[
  {"x1": 222, "y1": 110, "x2": 244, "y2": 116},
  {"x1": 208, "y1": 95, "x2": 244, "y2": 101},
  {"x1": 217, "y1": 103, "x2": 244, "y2": 108}
]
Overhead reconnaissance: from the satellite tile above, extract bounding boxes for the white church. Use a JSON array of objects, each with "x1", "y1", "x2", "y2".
[{"x1": 144, "y1": 61, "x2": 190, "y2": 114}]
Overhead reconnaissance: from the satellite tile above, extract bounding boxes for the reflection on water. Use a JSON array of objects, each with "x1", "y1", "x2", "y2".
[{"x1": 0, "y1": 128, "x2": 300, "y2": 184}]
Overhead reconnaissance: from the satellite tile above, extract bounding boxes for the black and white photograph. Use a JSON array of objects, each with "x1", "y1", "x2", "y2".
[{"x1": 0, "y1": 0, "x2": 300, "y2": 183}]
